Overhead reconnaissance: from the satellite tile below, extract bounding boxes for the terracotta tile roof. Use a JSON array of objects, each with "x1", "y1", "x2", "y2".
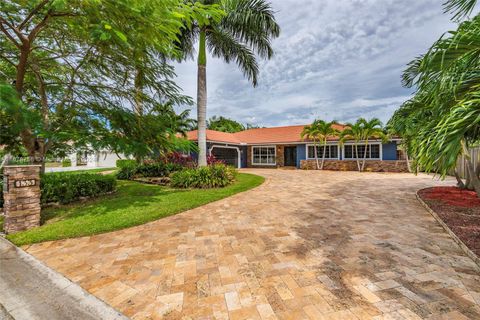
[
  {"x1": 185, "y1": 124, "x2": 348, "y2": 145},
  {"x1": 185, "y1": 130, "x2": 242, "y2": 144}
]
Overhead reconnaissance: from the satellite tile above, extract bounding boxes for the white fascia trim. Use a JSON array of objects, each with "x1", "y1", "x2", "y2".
[
  {"x1": 341, "y1": 142, "x2": 383, "y2": 160},
  {"x1": 251, "y1": 145, "x2": 277, "y2": 166}
]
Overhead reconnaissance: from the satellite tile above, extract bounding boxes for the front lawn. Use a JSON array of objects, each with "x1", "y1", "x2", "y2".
[{"x1": 8, "y1": 173, "x2": 264, "y2": 246}]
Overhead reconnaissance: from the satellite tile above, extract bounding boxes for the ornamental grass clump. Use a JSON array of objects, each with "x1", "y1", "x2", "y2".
[{"x1": 170, "y1": 164, "x2": 237, "y2": 189}]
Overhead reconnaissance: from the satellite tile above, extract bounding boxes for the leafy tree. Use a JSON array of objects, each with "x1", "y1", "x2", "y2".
[
  {"x1": 301, "y1": 120, "x2": 339, "y2": 170},
  {"x1": 389, "y1": 0, "x2": 480, "y2": 195},
  {"x1": 0, "y1": 0, "x2": 223, "y2": 171},
  {"x1": 207, "y1": 116, "x2": 245, "y2": 132},
  {"x1": 178, "y1": 0, "x2": 280, "y2": 166},
  {"x1": 340, "y1": 118, "x2": 386, "y2": 172}
]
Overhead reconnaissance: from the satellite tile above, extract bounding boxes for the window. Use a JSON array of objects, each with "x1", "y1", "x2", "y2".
[
  {"x1": 307, "y1": 145, "x2": 339, "y2": 159},
  {"x1": 252, "y1": 146, "x2": 276, "y2": 165},
  {"x1": 344, "y1": 144, "x2": 381, "y2": 159}
]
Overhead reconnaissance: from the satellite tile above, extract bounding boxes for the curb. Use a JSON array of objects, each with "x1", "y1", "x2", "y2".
[
  {"x1": 416, "y1": 191, "x2": 480, "y2": 269},
  {"x1": 0, "y1": 237, "x2": 130, "y2": 320}
]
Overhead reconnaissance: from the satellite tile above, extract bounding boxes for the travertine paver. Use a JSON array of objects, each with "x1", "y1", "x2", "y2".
[{"x1": 25, "y1": 170, "x2": 480, "y2": 319}]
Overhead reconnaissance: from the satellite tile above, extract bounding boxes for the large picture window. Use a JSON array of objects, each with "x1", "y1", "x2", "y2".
[
  {"x1": 252, "y1": 146, "x2": 276, "y2": 165},
  {"x1": 307, "y1": 145, "x2": 339, "y2": 159},
  {"x1": 344, "y1": 144, "x2": 381, "y2": 159}
]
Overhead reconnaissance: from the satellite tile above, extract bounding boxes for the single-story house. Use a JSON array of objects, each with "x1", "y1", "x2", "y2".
[{"x1": 185, "y1": 124, "x2": 409, "y2": 172}]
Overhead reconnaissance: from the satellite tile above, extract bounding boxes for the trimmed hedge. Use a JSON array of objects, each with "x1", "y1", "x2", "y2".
[
  {"x1": 170, "y1": 164, "x2": 237, "y2": 188},
  {"x1": 41, "y1": 173, "x2": 116, "y2": 205},
  {"x1": 117, "y1": 162, "x2": 182, "y2": 180}
]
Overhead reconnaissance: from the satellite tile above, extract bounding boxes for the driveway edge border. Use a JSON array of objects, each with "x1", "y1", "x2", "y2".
[
  {"x1": 416, "y1": 191, "x2": 480, "y2": 269},
  {"x1": 0, "y1": 237, "x2": 130, "y2": 320}
]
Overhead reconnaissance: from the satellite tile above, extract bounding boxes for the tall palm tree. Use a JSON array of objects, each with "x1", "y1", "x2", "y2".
[{"x1": 179, "y1": 0, "x2": 280, "y2": 166}]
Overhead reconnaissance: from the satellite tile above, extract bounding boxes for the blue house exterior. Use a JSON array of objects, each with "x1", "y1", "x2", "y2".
[{"x1": 187, "y1": 125, "x2": 406, "y2": 172}]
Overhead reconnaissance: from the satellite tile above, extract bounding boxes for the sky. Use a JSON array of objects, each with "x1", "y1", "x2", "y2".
[{"x1": 173, "y1": 0, "x2": 457, "y2": 127}]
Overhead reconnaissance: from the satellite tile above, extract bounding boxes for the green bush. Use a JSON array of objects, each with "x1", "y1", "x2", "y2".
[
  {"x1": 117, "y1": 162, "x2": 182, "y2": 180},
  {"x1": 170, "y1": 164, "x2": 237, "y2": 188},
  {"x1": 41, "y1": 173, "x2": 116, "y2": 204},
  {"x1": 62, "y1": 159, "x2": 72, "y2": 167},
  {"x1": 116, "y1": 159, "x2": 136, "y2": 168}
]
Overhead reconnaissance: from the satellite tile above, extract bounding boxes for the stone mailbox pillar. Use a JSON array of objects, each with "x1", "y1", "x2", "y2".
[{"x1": 3, "y1": 165, "x2": 41, "y2": 234}]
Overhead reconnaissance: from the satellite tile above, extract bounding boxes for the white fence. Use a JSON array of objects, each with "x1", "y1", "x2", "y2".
[{"x1": 454, "y1": 146, "x2": 480, "y2": 178}]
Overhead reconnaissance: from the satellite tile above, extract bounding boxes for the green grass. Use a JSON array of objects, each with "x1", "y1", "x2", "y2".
[
  {"x1": 8, "y1": 173, "x2": 264, "y2": 246},
  {"x1": 0, "y1": 216, "x2": 3, "y2": 233}
]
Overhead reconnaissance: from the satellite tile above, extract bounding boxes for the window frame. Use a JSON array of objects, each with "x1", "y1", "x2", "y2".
[
  {"x1": 342, "y1": 142, "x2": 382, "y2": 160},
  {"x1": 251, "y1": 145, "x2": 277, "y2": 166},
  {"x1": 305, "y1": 144, "x2": 340, "y2": 160}
]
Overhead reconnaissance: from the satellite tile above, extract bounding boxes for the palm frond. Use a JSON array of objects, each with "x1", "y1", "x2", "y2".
[{"x1": 207, "y1": 28, "x2": 259, "y2": 85}]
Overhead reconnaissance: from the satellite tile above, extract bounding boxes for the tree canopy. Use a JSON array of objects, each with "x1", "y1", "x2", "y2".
[
  {"x1": 0, "y1": 0, "x2": 223, "y2": 168},
  {"x1": 388, "y1": 0, "x2": 480, "y2": 195},
  {"x1": 207, "y1": 116, "x2": 245, "y2": 133}
]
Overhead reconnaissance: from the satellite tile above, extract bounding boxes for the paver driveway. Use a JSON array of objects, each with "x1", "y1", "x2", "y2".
[{"x1": 25, "y1": 170, "x2": 480, "y2": 319}]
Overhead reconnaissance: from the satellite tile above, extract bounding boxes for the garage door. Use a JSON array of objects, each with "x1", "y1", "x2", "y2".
[{"x1": 211, "y1": 147, "x2": 238, "y2": 168}]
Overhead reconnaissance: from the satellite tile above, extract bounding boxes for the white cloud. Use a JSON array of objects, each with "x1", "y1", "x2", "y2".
[{"x1": 173, "y1": 0, "x2": 456, "y2": 126}]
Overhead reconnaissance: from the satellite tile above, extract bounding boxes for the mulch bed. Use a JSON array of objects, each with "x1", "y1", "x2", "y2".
[{"x1": 418, "y1": 187, "x2": 480, "y2": 257}]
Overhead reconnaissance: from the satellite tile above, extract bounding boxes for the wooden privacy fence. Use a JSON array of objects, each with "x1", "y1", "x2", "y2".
[{"x1": 453, "y1": 146, "x2": 480, "y2": 179}]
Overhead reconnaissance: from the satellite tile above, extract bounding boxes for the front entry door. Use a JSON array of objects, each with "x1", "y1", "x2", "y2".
[{"x1": 284, "y1": 146, "x2": 297, "y2": 166}]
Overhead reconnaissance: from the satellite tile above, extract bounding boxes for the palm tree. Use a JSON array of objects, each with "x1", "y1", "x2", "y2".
[
  {"x1": 340, "y1": 118, "x2": 386, "y2": 172},
  {"x1": 178, "y1": 0, "x2": 280, "y2": 166},
  {"x1": 301, "y1": 120, "x2": 339, "y2": 170},
  {"x1": 339, "y1": 121, "x2": 363, "y2": 172},
  {"x1": 301, "y1": 123, "x2": 321, "y2": 170},
  {"x1": 357, "y1": 118, "x2": 387, "y2": 171}
]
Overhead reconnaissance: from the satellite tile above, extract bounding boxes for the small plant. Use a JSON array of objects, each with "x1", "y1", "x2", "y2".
[
  {"x1": 207, "y1": 154, "x2": 224, "y2": 165},
  {"x1": 170, "y1": 164, "x2": 237, "y2": 189},
  {"x1": 62, "y1": 158, "x2": 72, "y2": 167},
  {"x1": 164, "y1": 152, "x2": 196, "y2": 168}
]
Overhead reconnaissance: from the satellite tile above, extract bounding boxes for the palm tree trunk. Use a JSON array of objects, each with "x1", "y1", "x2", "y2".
[
  {"x1": 405, "y1": 148, "x2": 412, "y2": 173},
  {"x1": 320, "y1": 139, "x2": 327, "y2": 170},
  {"x1": 466, "y1": 159, "x2": 480, "y2": 197},
  {"x1": 361, "y1": 140, "x2": 369, "y2": 172},
  {"x1": 314, "y1": 143, "x2": 319, "y2": 170},
  {"x1": 355, "y1": 144, "x2": 361, "y2": 172},
  {"x1": 197, "y1": 30, "x2": 208, "y2": 167}
]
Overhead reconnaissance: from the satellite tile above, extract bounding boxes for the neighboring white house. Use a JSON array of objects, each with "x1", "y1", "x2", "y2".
[{"x1": 68, "y1": 150, "x2": 125, "y2": 168}]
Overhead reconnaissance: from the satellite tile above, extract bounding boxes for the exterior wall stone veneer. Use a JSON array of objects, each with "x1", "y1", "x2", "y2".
[
  {"x1": 300, "y1": 159, "x2": 409, "y2": 173},
  {"x1": 3, "y1": 165, "x2": 41, "y2": 234}
]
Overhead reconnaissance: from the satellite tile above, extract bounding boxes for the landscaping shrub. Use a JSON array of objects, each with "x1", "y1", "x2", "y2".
[
  {"x1": 116, "y1": 162, "x2": 183, "y2": 180},
  {"x1": 61, "y1": 158, "x2": 72, "y2": 167},
  {"x1": 41, "y1": 173, "x2": 116, "y2": 204},
  {"x1": 170, "y1": 164, "x2": 237, "y2": 188},
  {"x1": 116, "y1": 159, "x2": 136, "y2": 169},
  {"x1": 164, "y1": 152, "x2": 196, "y2": 168}
]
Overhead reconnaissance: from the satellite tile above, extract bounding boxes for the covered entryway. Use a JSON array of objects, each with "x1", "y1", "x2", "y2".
[{"x1": 209, "y1": 145, "x2": 240, "y2": 168}]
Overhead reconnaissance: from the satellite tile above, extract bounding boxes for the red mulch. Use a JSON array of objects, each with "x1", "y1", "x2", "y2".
[{"x1": 418, "y1": 187, "x2": 480, "y2": 257}]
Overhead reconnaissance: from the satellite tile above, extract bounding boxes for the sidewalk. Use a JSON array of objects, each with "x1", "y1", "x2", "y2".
[{"x1": 0, "y1": 237, "x2": 128, "y2": 320}]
